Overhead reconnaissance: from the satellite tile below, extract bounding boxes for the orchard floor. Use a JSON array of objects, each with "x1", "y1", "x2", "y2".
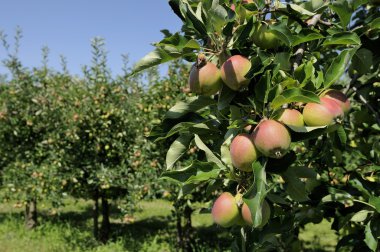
[{"x1": 0, "y1": 198, "x2": 337, "y2": 252}]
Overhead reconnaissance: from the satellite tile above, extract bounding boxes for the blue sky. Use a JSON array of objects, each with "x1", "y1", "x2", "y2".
[{"x1": 0, "y1": 1, "x2": 182, "y2": 77}]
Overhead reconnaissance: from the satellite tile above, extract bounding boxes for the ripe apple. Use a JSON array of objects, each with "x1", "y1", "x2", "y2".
[
  {"x1": 241, "y1": 200, "x2": 270, "y2": 227},
  {"x1": 221, "y1": 55, "x2": 251, "y2": 91},
  {"x1": 321, "y1": 89, "x2": 350, "y2": 114},
  {"x1": 278, "y1": 109, "x2": 304, "y2": 127},
  {"x1": 303, "y1": 97, "x2": 344, "y2": 126},
  {"x1": 230, "y1": 133, "x2": 259, "y2": 172},
  {"x1": 189, "y1": 59, "x2": 223, "y2": 96},
  {"x1": 252, "y1": 119, "x2": 291, "y2": 159},
  {"x1": 211, "y1": 192, "x2": 240, "y2": 227}
]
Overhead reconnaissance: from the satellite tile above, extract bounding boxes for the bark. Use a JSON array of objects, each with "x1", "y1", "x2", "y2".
[
  {"x1": 100, "y1": 195, "x2": 111, "y2": 243},
  {"x1": 93, "y1": 189, "x2": 99, "y2": 239},
  {"x1": 25, "y1": 198, "x2": 38, "y2": 229},
  {"x1": 176, "y1": 210, "x2": 183, "y2": 251},
  {"x1": 183, "y1": 205, "x2": 194, "y2": 252}
]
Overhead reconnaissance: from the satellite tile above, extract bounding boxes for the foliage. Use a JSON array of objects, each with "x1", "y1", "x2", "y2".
[{"x1": 132, "y1": 0, "x2": 380, "y2": 251}]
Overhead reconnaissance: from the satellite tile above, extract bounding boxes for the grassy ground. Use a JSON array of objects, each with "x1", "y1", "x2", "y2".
[{"x1": 0, "y1": 199, "x2": 337, "y2": 252}]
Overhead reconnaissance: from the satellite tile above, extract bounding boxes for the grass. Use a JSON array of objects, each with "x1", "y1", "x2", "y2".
[
  {"x1": 0, "y1": 198, "x2": 338, "y2": 252},
  {"x1": 299, "y1": 219, "x2": 338, "y2": 252}
]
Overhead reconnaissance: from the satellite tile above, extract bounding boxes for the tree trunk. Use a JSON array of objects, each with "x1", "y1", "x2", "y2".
[
  {"x1": 175, "y1": 202, "x2": 184, "y2": 251},
  {"x1": 183, "y1": 205, "x2": 194, "y2": 252},
  {"x1": 25, "y1": 198, "x2": 38, "y2": 229},
  {"x1": 93, "y1": 188, "x2": 99, "y2": 239},
  {"x1": 100, "y1": 195, "x2": 110, "y2": 243}
]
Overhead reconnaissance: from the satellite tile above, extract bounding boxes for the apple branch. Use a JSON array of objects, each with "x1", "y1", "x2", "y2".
[
  {"x1": 352, "y1": 85, "x2": 380, "y2": 126},
  {"x1": 348, "y1": 74, "x2": 380, "y2": 126},
  {"x1": 292, "y1": 14, "x2": 322, "y2": 73}
]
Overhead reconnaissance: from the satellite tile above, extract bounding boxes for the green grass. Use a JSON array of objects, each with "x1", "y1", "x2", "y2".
[
  {"x1": 299, "y1": 219, "x2": 338, "y2": 252},
  {"x1": 0, "y1": 199, "x2": 338, "y2": 252},
  {"x1": 0, "y1": 198, "x2": 224, "y2": 252}
]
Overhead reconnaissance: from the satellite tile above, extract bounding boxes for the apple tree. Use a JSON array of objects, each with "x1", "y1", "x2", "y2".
[
  {"x1": 56, "y1": 37, "x2": 148, "y2": 242},
  {"x1": 132, "y1": 0, "x2": 380, "y2": 251},
  {"x1": 0, "y1": 34, "x2": 69, "y2": 229}
]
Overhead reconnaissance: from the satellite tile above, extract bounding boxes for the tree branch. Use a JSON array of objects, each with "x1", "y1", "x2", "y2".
[
  {"x1": 292, "y1": 45, "x2": 305, "y2": 72},
  {"x1": 347, "y1": 74, "x2": 380, "y2": 126},
  {"x1": 352, "y1": 85, "x2": 380, "y2": 126},
  {"x1": 292, "y1": 14, "x2": 321, "y2": 73}
]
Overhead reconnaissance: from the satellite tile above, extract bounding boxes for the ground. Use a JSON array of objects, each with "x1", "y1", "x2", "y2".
[{"x1": 0, "y1": 198, "x2": 337, "y2": 252}]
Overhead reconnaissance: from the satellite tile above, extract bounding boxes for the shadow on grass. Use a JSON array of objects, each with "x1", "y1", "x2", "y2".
[
  {"x1": 194, "y1": 224, "x2": 233, "y2": 250},
  {"x1": 0, "y1": 204, "x2": 230, "y2": 251}
]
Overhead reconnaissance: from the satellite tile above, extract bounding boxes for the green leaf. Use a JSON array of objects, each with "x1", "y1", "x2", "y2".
[
  {"x1": 351, "y1": 48, "x2": 373, "y2": 75},
  {"x1": 161, "y1": 160, "x2": 220, "y2": 184},
  {"x1": 369, "y1": 17, "x2": 380, "y2": 30},
  {"x1": 270, "y1": 88, "x2": 320, "y2": 110},
  {"x1": 218, "y1": 84, "x2": 236, "y2": 111},
  {"x1": 243, "y1": 158, "x2": 268, "y2": 228},
  {"x1": 130, "y1": 48, "x2": 178, "y2": 76},
  {"x1": 130, "y1": 34, "x2": 200, "y2": 75},
  {"x1": 329, "y1": 1, "x2": 352, "y2": 29},
  {"x1": 322, "y1": 188, "x2": 353, "y2": 205},
  {"x1": 365, "y1": 221, "x2": 378, "y2": 251},
  {"x1": 220, "y1": 129, "x2": 238, "y2": 169},
  {"x1": 208, "y1": 0, "x2": 230, "y2": 33},
  {"x1": 288, "y1": 3, "x2": 316, "y2": 16},
  {"x1": 312, "y1": 70, "x2": 324, "y2": 89},
  {"x1": 154, "y1": 121, "x2": 215, "y2": 142},
  {"x1": 181, "y1": 1, "x2": 208, "y2": 36},
  {"x1": 291, "y1": 30, "x2": 324, "y2": 46},
  {"x1": 369, "y1": 196, "x2": 380, "y2": 213},
  {"x1": 301, "y1": 0, "x2": 328, "y2": 12},
  {"x1": 323, "y1": 48, "x2": 357, "y2": 89},
  {"x1": 292, "y1": 166, "x2": 318, "y2": 179},
  {"x1": 166, "y1": 96, "x2": 216, "y2": 119},
  {"x1": 270, "y1": 22, "x2": 294, "y2": 46},
  {"x1": 336, "y1": 125, "x2": 347, "y2": 145},
  {"x1": 255, "y1": 70, "x2": 271, "y2": 103},
  {"x1": 266, "y1": 193, "x2": 290, "y2": 205},
  {"x1": 350, "y1": 210, "x2": 372, "y2": 222},
  {"x1": 194, "y1": 134, "x2": 226, "y2": 170},
  {"x1": 235, "y1": 17, "x2": 255, "y2": 46},
  {"x1": 274, "y1": 52, "x2": 291, "y2": 71},
  {"x1": 166, "y1": 134, "x2": 193, "y2": 170},
  {"x1": 287, "y1": 125, "x2": 327, "y2": 141},
  {"x1": 282, "y1": 168, "x2": 310, "y2": 202},
  {"x1": 323, "y1": 32, "x2": 361, "y2": 46},
  {"x1": 294, "y1": 61, "x2": 315, "y2": 87},
  {"x1": 169, "y1": 0, "x2": 185, "y2": 21}
]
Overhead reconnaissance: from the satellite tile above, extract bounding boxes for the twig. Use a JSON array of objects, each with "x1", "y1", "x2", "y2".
[
  {"x1": 306, "y1": 14, "x2": 322, "y2": 27},
  {"x1": 352, "y1": 85, "x2": 380, "y2": 126},
  {"x1": 343, "y1": 73, "x2": 358, "y2": 95},
  {"x1": 292, "y1": 14, "x2": 322, "y2": 73},
  {"x1": 318, "y1": 19, "x2": 332, "y2": 26},
  {"x1": 292, "y1": 44, "x2": 305, "y2": 72},
  {"x1": 347, "y1": 73, "x2": 380, "y2": 125}
]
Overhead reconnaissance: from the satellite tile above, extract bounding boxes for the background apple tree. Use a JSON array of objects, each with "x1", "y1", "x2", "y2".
[{"x1": 131, "y1": 0, "x2": 380, "y2": 251}]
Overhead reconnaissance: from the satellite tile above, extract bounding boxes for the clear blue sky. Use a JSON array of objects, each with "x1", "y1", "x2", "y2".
[{"x1": 0, "y1": 1, "x2": 182, "y2": 77}]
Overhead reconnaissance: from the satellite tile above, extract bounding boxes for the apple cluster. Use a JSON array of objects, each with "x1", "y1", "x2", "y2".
[
  {"x1": 188, "y1": 52, "x2": 350, "y2": 227},
  {"x1": 303, "y1": 90, "x2": 350, "y2": 126},
  {"x1": 211, "y1": 192, "x2": 270, "y2": 228},
  {"x1": 230, "y1": 90, "x2": 350, "y2": 173},
  {"x1": 188, "y1": 54, "x2": 252, "y2": 94},
  {"x1": 212, "y1": 90, "x2": 350, "y2": 228}
]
